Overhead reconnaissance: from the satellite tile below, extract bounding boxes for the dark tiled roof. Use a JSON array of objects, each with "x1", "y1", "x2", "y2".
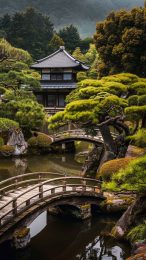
[
  {"x1": 41, "y1": 82, "x2": 77, "y2": 89},
  {"x1": 31, "y1": 46, "x2": 89, "y2": 70}
]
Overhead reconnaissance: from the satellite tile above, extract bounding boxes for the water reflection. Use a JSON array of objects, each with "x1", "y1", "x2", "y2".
[
  {"x1": 0, "y1": 213, "x2": 131, "y2": 260},
  {"x1": 29, "y1": 212, "x2": 47, "y2": 238},
  {"x1": 0, "y1": 154, "x2": 84, "y2": 181}
]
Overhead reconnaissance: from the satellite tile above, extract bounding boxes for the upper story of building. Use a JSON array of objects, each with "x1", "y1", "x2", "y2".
[{"x1": 31, "y1": 46, "x2": 89, "y2": 90}]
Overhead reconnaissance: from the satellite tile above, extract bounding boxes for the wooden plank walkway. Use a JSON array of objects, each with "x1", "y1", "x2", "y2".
[{"x1": 0, "y1": 176, "x2": 102, "y2": 228}]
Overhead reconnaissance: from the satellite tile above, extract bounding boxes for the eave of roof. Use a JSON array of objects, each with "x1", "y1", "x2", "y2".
[{"x1": 31, "y1": 46, "x2": 89, "y2": 71}]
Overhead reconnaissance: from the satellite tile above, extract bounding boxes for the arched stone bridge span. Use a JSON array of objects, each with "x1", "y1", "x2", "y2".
[
  {"x1": 51, "y1": 129, "x2": 117, "y2": 145},
  {"x1": 0, "y1": 172, "x2": 104, "y2": 242}
]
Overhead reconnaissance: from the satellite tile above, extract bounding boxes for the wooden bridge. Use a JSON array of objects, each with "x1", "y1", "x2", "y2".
[
  {"x1": 51, "y1": 129, "x2": 117, "y2": 145},
  {"x1": 0, "y1": 172, "x2": 104, "y2": 240}
]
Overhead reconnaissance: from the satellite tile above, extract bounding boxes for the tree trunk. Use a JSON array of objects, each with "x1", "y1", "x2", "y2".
[
  {"x1": 112, "y1": 195, "x2": 146, "y2": 239},
  {"x1": 99, "y1": 124, "x2": 117, "y2": 154},
  {"x1": 142, "y1": 116, "x2": 146, "y2": 128},
  {"x1": 97, "y1": 125, "x2": 117, "y2": 169}
]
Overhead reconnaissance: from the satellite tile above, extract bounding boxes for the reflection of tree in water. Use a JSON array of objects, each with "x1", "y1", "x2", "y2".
[
  {"x1": 76, "y1": 236, "x2": 124, "y2": 260},
  {"x1": 0, "y1": 158, "x2": 28, "y2": 180},
  {"x1": 13, "y1": 158, "x2": 28, "y2": 175}
]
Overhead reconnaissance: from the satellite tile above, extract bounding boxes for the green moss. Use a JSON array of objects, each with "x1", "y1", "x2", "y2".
[
  {"x1": 127, "y1": 224, "x2": 146, "y2": 243},
  {"x1": 14, "y1": 227, "x2": 30, "y2": 239},
  {"x1": 0, "y1": 145, "x2": 15, "y2": 155},
  {"x1": 129, "y1": 129, "x2": 146, "y2": 148},
  {"x1": 98, "y1": 157, "x2": 135, "y2": 181}
]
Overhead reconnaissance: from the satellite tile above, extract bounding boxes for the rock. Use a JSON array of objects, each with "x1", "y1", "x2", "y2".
[
  {"x1": 12, "y1": 227, "x2": 31, "y2": 249},
  {"x1": 112, "y1": 226, "x2": 125, "y2": 238},
  {"x1": 134, "y1": 246, "x2": 146, "y2": 255},
  {"x1": 103, "y1": 192, "x2": 136, "y2": 213},
  {"x1": 126, "y1": 145, "x2": 146, "y2": 158},
  {"x1": 127, "y1": 252, "x2": 146, "y2": 260}
]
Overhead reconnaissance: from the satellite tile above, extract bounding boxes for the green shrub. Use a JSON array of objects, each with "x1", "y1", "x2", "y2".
[
  {"x1": 127, "y1": 224, "x2": 146, "y2": 242},
  {"x1": 98, "y1": 157, "x2": 135, "y2": 181},
  {"x1": 77, "y1": 72, "x2": 87, "y2": 82},
  {"x1": 28, "y1": 133, "x2": 52, "y2": 151},
  {"x1": 103, "y1": 156, "x2": 146, "y2": 192},
  {"x1": 129, "y1": 129, "x2": 146, "y2": 148},
  {"x1": 0, "y1": 118, "x2": 19, "y2": 132},
  {"x1": 88, "y1": 69, "x2": 98, "y2": 79}
]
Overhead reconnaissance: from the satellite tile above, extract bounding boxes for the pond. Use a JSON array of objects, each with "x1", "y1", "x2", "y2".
[
  {"x1": 0, "y1": 212, "x2": 131, "y2": 260},
  {"x1": 0, "y1": 142, "x2": 131, "y2": 259},
  {"x1": 0, "y1": 141, "x2": 92, "y2": 181}
]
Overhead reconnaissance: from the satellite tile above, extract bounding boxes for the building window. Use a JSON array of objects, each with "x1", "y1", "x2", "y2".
[
  {"x1": 59, "y1": 95, "x2": 65, "y2": 107},
  {"x1": 36, "y1": 94, "x2": 44, "y2": 105},
  {"x1": 51, "y1": 73, "x2": 63, "y2": 81},
  {"x1": 63, "y1": 73, "x2": 72, "y2": 80},
  {"x1": 47, "y1": 95, "x2": 57, "y2": 107},
  {"x1": 42, "y1": 74, "x2": 50, "y2": 80}
]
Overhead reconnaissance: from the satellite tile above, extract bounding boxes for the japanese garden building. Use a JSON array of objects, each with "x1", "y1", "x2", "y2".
[{"x1": 31, "y1": 46, "x2": 89, "y2": 114}]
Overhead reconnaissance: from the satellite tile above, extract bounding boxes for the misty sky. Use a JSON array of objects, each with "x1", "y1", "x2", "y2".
[{"x1": 0, "y1": 0, "x2": 144, "y2": 36}]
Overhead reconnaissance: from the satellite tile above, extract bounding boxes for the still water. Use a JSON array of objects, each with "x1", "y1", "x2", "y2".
[
  {"x1": 0, "y1": 153, "x2": 83, "y2": 181},
  {"x1": 0, "y1": 212, "x2": 131, "y2": 260},
  {"x1": 0, "y1": 143, "x2": 131, "y2": 259}
]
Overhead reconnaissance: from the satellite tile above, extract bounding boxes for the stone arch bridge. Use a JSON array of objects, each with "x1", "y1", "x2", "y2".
[
  {"x1": 0, "y1": 172, "x2": 104, "y2": 243},
  {"x1": 51, "y1": 129, "x2": 118, "y2": 146}
]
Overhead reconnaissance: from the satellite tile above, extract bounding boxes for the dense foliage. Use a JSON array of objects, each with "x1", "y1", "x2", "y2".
[
  {"x1": 58, "y1": 25, "x2": 81, "y2": 53},
  {"x1": 0, "y1": 40, "x2": 45, "y2": 134},
  {"x1": 0, "y1": 8, "x2": 93, "y2": 59},
  {"x1": 48, "y1": 73, "x2": 145, "y2": 133},
  {"x1": 0, "y1": 8, "x2": 54, "y2": 59},
  {"x1": 103, "y1": 155, "x2": 146, "y2": 193},
  {"x1": 0, "y1": 118, "x2": 19, "y2": 132},
  {"x1": 94, "y1": 5, "x2": 146, "y2": 77}
]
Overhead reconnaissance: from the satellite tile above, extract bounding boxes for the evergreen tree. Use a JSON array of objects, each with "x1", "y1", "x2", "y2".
[
  {"x1": 48, "y1": 34, "x2": 64, "y2": 53},
  {"x1": 0, "y1": 7, "x2": 54, "y2": 59},
  {"x1": 72, "y1": 47, "x2": 85, "y2": 62},
  {"x1": 58, "y1": 25, "x2": 80, "y2": 52},
  {"x1": 94, "y1": 5, "x2": 146, "y2": 77}
]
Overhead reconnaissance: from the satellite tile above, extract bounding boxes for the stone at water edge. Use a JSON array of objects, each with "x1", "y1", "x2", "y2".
[
  {"x1": 12, "y1": 227, "x2": 31, "y2": 249},
  {"x1": 111, "y1": 225, "x2": 125, "y2": 238},
  {"x1": 127, "y1": 252, "x2": 146, "y2": 260}
]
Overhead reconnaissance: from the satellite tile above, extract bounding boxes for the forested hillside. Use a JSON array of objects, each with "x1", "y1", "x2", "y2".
[{"x1": 0, "y1": 0, "x2": 144, "y2": 36}]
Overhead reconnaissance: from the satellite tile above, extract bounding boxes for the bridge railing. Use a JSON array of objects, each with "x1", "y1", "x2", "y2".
[
  {"x1": 0, "y1": 172, "x2": 65, "y2": 195},
  {"x1": 52, "y1": 129, "x2": 118, "y2": 142},
  {"x1": 52, "y1": 129, "x2": 102, "y2": 140},
  {"x1": 0, "y1": 177, "x2": 102, "y2": 227}
]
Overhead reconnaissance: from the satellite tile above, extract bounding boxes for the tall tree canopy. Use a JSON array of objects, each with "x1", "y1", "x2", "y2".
[
  {"x1": 58, "y1": 25, "x2": 81, "y2": 52},
  {"x1": 0, "y1": 7, "x2": 54, "y2": 59},
  {"x1": 94, "y1": 5, "x2": 146, "y2": 77}
]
